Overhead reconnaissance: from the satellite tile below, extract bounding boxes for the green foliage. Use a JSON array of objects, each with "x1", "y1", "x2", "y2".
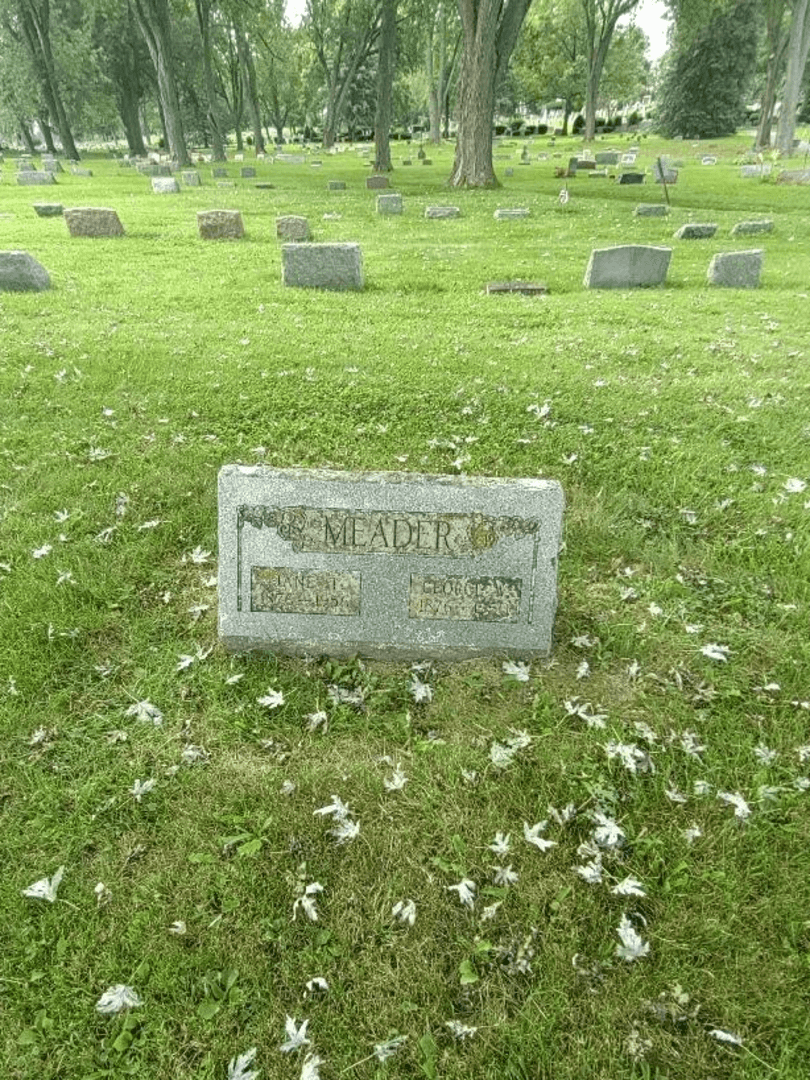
[{"x1": 657, "y1": 0, "x2": 762, "y2": 138}]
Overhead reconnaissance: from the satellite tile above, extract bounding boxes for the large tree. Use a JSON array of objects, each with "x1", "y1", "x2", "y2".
[
  {"x1": 374, "y1": 0, "x2": 397, "y2": 169},
  {"x1": 194, "y1": 0, "x2": 226, "y2": 159},
  {"x1": 754, "y1": 0, "x2": 790, "y2": 147},
  {"x1": 580, "y1": 0, "x2": 640, "y2": 139},
  {"x1": 448, "y1": 0, "x2": 533, "y2": 187},
  {"x1": 132, "y1": 0, "x2": 191, "y2": 163},
  {"x1": 776, "y1": 0, "x2": 810, "y2": 152},
  {"x1": 512, "y1": 0, "x2": 586, "y2": 132}
]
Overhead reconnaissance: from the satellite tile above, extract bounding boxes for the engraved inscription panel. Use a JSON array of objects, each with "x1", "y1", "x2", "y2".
[
  {"x1": 239, "y1": 505, "x2": 538, "y2": 558},
  {"x1": 251, "y1": 567, "x2": 361, "y2": 615},
  {"x1": 408, "y1": 574, "x2": 522, "y2": 622}
]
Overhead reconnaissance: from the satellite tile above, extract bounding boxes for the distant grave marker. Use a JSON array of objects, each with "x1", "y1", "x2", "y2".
[
  {"x1": 281, "y1": 242, "x2": 363, "y2": 290},
  {"x1": 634, "y1": 204, "x2": 669, "y2": 217},
  {"x1": 217, "y1": 466, "x2": 564, "y2": 659},
  {"x1": 366, "y1": 175, "x2": 389, "y2": 189},
  {"x1": 584, "y1": 245, "x2": 672, "y2": 289},
  {"x1": 33, "y1": 203, "x2": 63, "y2": 217},
  {"x1": 707, "y1": 250, "x2": 763, "y2": 288},
  {"x1": 377, "y1": 193, "x2": 403, "y2": 215},
  {"x1": 731, "y1": 220, "x2": 773, "y2": 236},
  {"x1": 425, "y1": 206, "x2": 460, "y2": 219},
  {"x1": 197, "y1": 210, "x2": 244, "y2": 240},
  {"x1": 674, "y1": 223, "x2": 717, "y2": 239},
  {"x1": 152, "y1": 177, "x2": 180, "y2": 194},
  {"x1": 17, "y1": 172, "x2": 55, "y2": 186},
  {"x1": 494, "y1": 208, "x2": 530, "y2": 220},
  {"x1": 64, "y1": 207, "x2": 124, "y2": 237},
  {"x1": 0, "y1": 251, "x2": 51, "y2": 292},
  {"x1": 276, "y1": 215, "x2": 311, "y2": 241}
]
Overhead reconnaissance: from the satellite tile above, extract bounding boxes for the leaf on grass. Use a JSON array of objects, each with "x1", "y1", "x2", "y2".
[
  {"x1": 300, "y1": 1053, "x2": 323, "y2": 1080},
  {"x1": 95, "y1": 985, "x2": 143, "y2": 1014},
  {"x1": 22, "y1": 866, "x2": 64, "y2": 903},
  {"x1": 125, "y1": 700, "x2": 163, "y2": 726},
  {"x1": 615, "y1": 914, "x2": 649, "y2": 962},
  {"x1": 523, "y1": 821, "x2": 557, "y2": 852},
  {"x1": 446, "y1": 879, "x2": 476, "y2": 909},
  {"x1": 392, "y1": 899, "x2": 416, "y2": 926},
  {"x1": 279, "y1": 1016, "x2": 310, "y2": 1053},
  {"x1": 227, "y1": 1046, "x2": 260, "y2": 1080},
  {"x1": 257, "y1": 688, "x2": 284, "y2": 709},
  {"x1": 374, "y1": 1034, "x2": 407, "y2": 1061},
  {"x1": 708, "y1": 1028, "x2": 742, "y2": 1045},
  {"x1": 502, "y1": 660, "x2": 530, "y2": 682}
]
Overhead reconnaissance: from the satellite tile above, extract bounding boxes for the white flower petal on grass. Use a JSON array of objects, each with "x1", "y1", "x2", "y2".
[
  {"x1": 300, "y1": 1053, "x2": 323, "y2": 1080},
  {"x1": 446, "y1": 879, "x2": 476, "y2": 909},
  {"x1": 225, "y1": 673, "x2": 244, "y2": 685},
  {"x1": 374, "y1": 1035, "x2": 408, "y2": 1061},
  {"x1": 576, "y1": 660, "x2": 590, "y2": 680},
  {"x1": 95, "y1": 984, "x2": 143, "y2": 1014},
  {"x1": 32, "y1": 544, "x2": 53, "y2": 559},
  {"x1": 184, "y1": 546, "x2": 211, "y2": 564},
  {"x1": 783, "y1": 478, "x2": 806, "y2": 494},
  {"x1": 717, "y1": 791, "x2": 751, "y2": 821},
  {"x1": 257, "y1": 688, "x2": 284, "y2": 709},
  {"x1": 22, "y1": 866, "x2": 64, "y2": 902},
  {"x1": 665, "y1": 787, "x2": 687, "y2": 804},
  {"x1": 605, "y1": 741, "x2": 654, "y2": 775},
  {"x1": 615, "y1": 914, "x2": 650, "y2": 962},
  {"x1": 492, "y1": 864, "x2": 519, "y2": 886},
  {"x1": 392, "y1": 899, "x2": 416, "y2": 926},
  {"x1": 488, "y1": 832, "x2": 511, "y2": 856},
  {"x1": 490, "y1": 741, "x2": 517, "y2": 768},
  {"x1": 130, "y1": 778, "x2": 155, "y2": 802},
  {"x1": 314, "y1": 795, "x2": 351, "y2": 819},
  {"x1": 330, "y1": 818, "x2": 360, "y2": 844},
  {"x1": 611, "y1": 876, "x2": 646, "y2": 897},
  {"x1": 181, "y1": 745, "x2": 209, "y2": 767},
  {"x1": 523, "y1": 820, "x2": 557, "y2": 852},
  {"x1": 593, "y1": 812, "x2": 625, "y2": 848},
  {"x1": 293, "y1": 882, "x2": 324, "y2": 922},
  {"x1": 280, "y1": 779, "x2": 296, "y2": 796},
  {"x1": 502, "y1": 660, "x2": 530, "y2": 682},
  {"x1": 701, "y1": 643, "x2": 730, "y2": 662},
  {"x1": 168, "y1": 920, "x2": 186, "y2": 935},
  {"x1": 125, "y1": 700, "x2": 163, "y2": 726},
  {"x1": 708, "y1": 1028, "x2": 743, "y2": 1046},
  {"x1": 445, "y1": 1020, "x2": 477, "y2": 1039},
  {"x1": 480, "y1": 901, "x2": 501, "y2": 922},
  {"x1": 409, "y1": 676, "x2": 433, "y2": 704},
  {"x1": 576, "y1": 857, "x2": 603, "y2": 884},
  {"x1": 383, "y1": 765, "x2": 408, "y2": 792},
  {"x1": 753, "y1": 744, "x2": 778, "y2": 765},
  {"x1": 306, "y1": 710, "x2": 328, "y2": 732},
  {"x1": 683, "y1": 824, "x2": 703, "y2": 844},
  {"x1": 227, "y1": 1046, "x2": 260, "y2": 1080},
  {"x1": 279, "y1": 1016, "x2": 310, "y2": 1053},
  {"x1": 177, "y1": 654, "x2": 195, "y2": 672},
  {"x1": 94, "y1": 882, "x2": 112, "y2": 907},
  {"x1": 305, "y1": 977, "x2": 329, "y2": 993}
]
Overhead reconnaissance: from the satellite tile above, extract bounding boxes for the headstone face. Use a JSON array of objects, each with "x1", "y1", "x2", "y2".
[
  {"x1": 64, "y1": 207, "x2": 125, "y2": 237},
  {"x1": 425, "y1": 206, "x2": 460, "y2": 219},
  {"x1": 377, "y1": 193, "x2": 403, "y2": 215},
  {"x1": 275, "y1": 153, "x2": 306, "y2": 164},
  {"x1": 217, "y1": 181, "x2": 236, "y2": 188},
  {"x1": 653, "y1": 162, "x2": 678, "y2": 183},
  {"x1": 217, "y1": 466, "x2": 564, "y2": 659},
  {"x1": 182, "y1": 171, "x2": 201, "y2": 186},
  {"x1": 584, "y1": 245, "x2": 672, "y2": 289},
  {"x1": 71, "y1": 167, "x2": 93, "y2": 177},
  {"x1": 240, "y1": 166, "x2": 256, "y2": 178},
  {"x1": 776, "y1": 169, "x2": 810, "y2": 184},
  {"x1": 42, "y1": 159, "x2": 62, "y2": 173},
  {"x1": 504, "y1": 167, "x2": 514, "y2": 177},
  {"x1": 281, "y1": 242, "x2": 363, "y2": 290},
  {"x1": 486, "y1": 281, "x2": 549, "y2": 295},
  {"x1": 740, "y1": 164, "x2": 771, "y2": 177},
  {"x1": 17, "y1": 172, "x2": 55, "y2": 186},
  {"x1": 731, "y1": 220, "x2": 773, "y2": 236},
  {"x1": 0, "y1": 251, "x2": 51, "y2": 292},
  {"x1": 234, "y1": 153, "x2": 244, "y2": 162},
  {"x1": 707, "y1": 249, "x2": 763, "y2": 288},
  {"x1": 17, "y1": 161, "x2": 35, "y2": 171},
  {"x1": 421, "y1": 158, "x2": 433, "y2": 165},
  {"x1": 634, "y1": 203, "x2": 669, "y2": 217},
  {"x1": 197, "y1": 209, "x2": 244, "y2": 240},
  {"x1": 621, "y1": 153, "x2": 637, "y2": 165},
  {"x1": 151, "y1": 177, "x2": 180, "y2": 194},
  {"x1": 212, "y1": 167, "x2": 228, "y2": 178},
  {"x1": 674, "y1": 223, "x2": 717, "y2": 239},
  {"x1": 576, "y1": 159, "x2": 596, "y2": 170},
  {"x1": 276, "y1": 215, "x2": 311, "y2": 241},
  {"x1": 328, "y1": 180, "x2": 346, "y2": 190},
  {"x1": 701, "y1": 156, "x2": 717, "y2": 165},
  {"x1": 494, "y1": 208, "x2": 530, "y2": 220},
  {"x1": 366, "y1": 175, "x2": 389, "y2": 189},
  {"x1": 33, "y1": 203, "x2": 63, "y2": 217},
  {"x1": 595, "y1": 151, "x2": 620, "y2": 165},
  {"x1": 618, "y1": 172, "x2": 645, "y2": 184}
]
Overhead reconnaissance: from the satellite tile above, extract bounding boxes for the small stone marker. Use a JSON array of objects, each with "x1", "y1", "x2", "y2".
[
  {"x1": 740, "y1": 164, "x2": 771, "y2": 178},
  {"x1": 212, "y1": 167, "x2": 228, "y2": 178},
  {"x1": 584, "y1": 245, "x2": 672, "y2": 289},
  {"x1": 42, "y1": 159, "x2": 62, "y2": 173},
  {"x1": 486, "y1": 281, "x2": 549, "y2": 296},
  {"x1": 234, "y1": 153, "x2": 244, "y2": 162},
  {"x1": 701, "y1": 156, "x2": 717, "y2": 165},
  {"x1": 494, "y1": 208, "x2": 530, "y2": 220},
  {"x1": 731, "y1": 220, "x2": 773, "y2": 236},
  {"x1": 504, "y1": 167, "x2": 514, "y2": 177},
  {"x1": 240, "y1": 166, "x2": 256, "y2": 178},
  {"x1": 64, "y1": 207, "x2": 124, "y2": 237},
  {"x1": 197, "y1": 209, "x2": 244, "y2": 240},
  {"x1": 618, "y1": 172, "x2": 645, "y2": 184},
  {"x1": 595, "y1": 151, "x2": 620, "y2": 165},
  {"x1": 33, "y1": 203, "x2": 63, "y2": 217},
  {"x1": 16, "y1": 171, "x2": 55, "y2": 186},
  {"x1": 328, "y1": 181, "x2": 346, "y2": 190},
  {"x1": 421, "y1": 158, "x2": 433, "y2": 165},
  {"x1": 634, "y1": 204, "x2": 669, "y2": 217},
  {"x1": 653, "y1": 161, "x2": 678, "y2": 183},
  {"x1": 425, "y1": 206, "x2": 460, "y2": 219},
  {"x1": 217, "y1": 466, "x2": 564, "y2": 659},
  {"x1": 707, "y1": 249, "x2": 763, "y2": 288},
  {"x1": 576, "y1": 159, "x2": 596, "y2": 170},
  {"x1": 621, "y1": 153, "x2": 637, "y2": 165},
  {"x1": 366, "y1": 175, "x2": 389, "y2": 189},
  {"x1": 402, "y1": 159, "x2": 412, "y2": 166},
  {"x1": 0, "y1": 250, "x2": 51, "y2": 292},
  {"x1": 151, "y1": 177, "x2": 180, "y2": 194},
  {"x1": 674, "y1": 223, "x2": 717, "y2": 239},
  {"x1": 776, "y1": 169, "x2": 810, "y2": 184},
  {"x1": 182, "y1": 171, "x2": 201, "y2": 186},
  {"x1": 281, "y1": 242, "x2": 363, "y2": 290},
  {"x1": 255, "y1": 183, "x2": 274, "y2": 189},
  {"x1": 377, "y1": 193, "x2": 403, "y2": 215},
  {"x1": 276, "y1": 215, "x2": 311, "y2": 241},
  {"x1": 71, "y1": 167, "x2": 93, "y2": 177}
]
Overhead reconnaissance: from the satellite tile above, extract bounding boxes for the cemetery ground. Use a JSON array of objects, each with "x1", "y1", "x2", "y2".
[{"x1": 0, "y1": 135, "x2": 809, "y2": 1080}]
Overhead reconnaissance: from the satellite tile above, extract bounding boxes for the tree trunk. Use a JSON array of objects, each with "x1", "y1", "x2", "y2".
[
  {"x1": 39, "y1": 115, "x2": 56, "y2": 153},
  {"x1": 584, "y1": 36, "x2": 610, "y2": 139},
  {"x1": 19, "y1": 117, "x2": 37, "y2": 154},
  {"x1": 195, "y1": 0, "x2": 226, "y2": 161},
  {"x1": 18, "y1": 0, "x2": 81, "y2": 159},
  {"x1": 757, "y1": 2, "x2": 790, "y2": 148},
  {"x1": 132, "y1": 0, "x2": 191, "y2": 165},
  {"x1": 561, "y1": 99, "x2": 571, "y2": 135},
  {"x1": 448, "y1": 0, "x2": 531, "y2": 187},
  {"x1": 374, "y1": 0, "x2": 397, "y2": 170},
  {"x1": 777, "y1": 0, "x2": 810, "y2": 154},
  {"x1": 234, "y1": 18, "x2": 265, "y2": 154}
]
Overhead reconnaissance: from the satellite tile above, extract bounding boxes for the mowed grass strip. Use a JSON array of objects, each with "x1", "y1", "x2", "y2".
[{"x1": 0, "y1": 134, "x2": 809, "y2": 1079}]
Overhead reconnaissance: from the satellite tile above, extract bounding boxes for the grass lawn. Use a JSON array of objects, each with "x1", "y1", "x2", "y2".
[{"x1": 1, "y1": 132, "x2": 809, "y2": 1080}]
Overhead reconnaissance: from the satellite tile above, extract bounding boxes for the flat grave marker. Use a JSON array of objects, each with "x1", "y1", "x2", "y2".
[
  {"x1": 281, "y1": 242, "x2": 363, "y2": 290},
  {"x1": 64, "y1": 207, "x2": 124, "y2": 237},
  {"x1": 218, "y1": 467, "x2": 564, "y2": 660},
  {"x1": 197, "y1": 210, "x2": 244, "y2": 240}
]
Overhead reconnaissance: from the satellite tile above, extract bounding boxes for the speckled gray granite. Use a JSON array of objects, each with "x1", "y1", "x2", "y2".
[
  {"x1": 584, "y1": 245, "x2": 671, "y2": 289},
  {"x1": 64, "y1": 208, "x2": 124, "y2": 237},
  {"x1": 218, "y1": 467, "x2": 564, "y2": 659},
  {"x1": 376, "y1": 193, "x2": 403, "y2": 214},
  {"x1": 634, "y1": 204, "x2": 669, "y2": 217},
  {"x1": 674, "y1": 223, "x2": 717, "y2": 239},
  {"x1": 281, "y1": 242, "x2": 363, "y2": 290},
  {"x1": 707, "y1": 249, "x2": 763, "y2": 288},
  {"x1": 197, "y1": 210, "x2": 244, "y2": 240},
  {"x1": 151, "y1": 177, "x2": 180, "y2": 193},
  {"x1": 0, "y1": 251, "x2": 50, "y2": 291},
  {"x1": 731, "y1": 220, "x2": 773, "y2": 236}
]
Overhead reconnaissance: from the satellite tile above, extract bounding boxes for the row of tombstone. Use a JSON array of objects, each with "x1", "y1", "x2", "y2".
[{"x1": 584, "y1": 245, "x2": 764, "y2": 289}]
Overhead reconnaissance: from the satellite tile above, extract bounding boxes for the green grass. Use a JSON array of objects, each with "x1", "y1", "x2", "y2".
[{"x1": 1, "y1": 132, "x2": 809, "y2": 1080}]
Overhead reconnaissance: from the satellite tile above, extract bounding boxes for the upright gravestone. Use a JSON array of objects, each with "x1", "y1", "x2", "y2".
[
  {"x1": 377, "y1": 193, "x2": 403, "y2": 215},
  {"x1": 197, "y1": 210, "x2": 244, "y2": 240},
  {"x1": 217, "y1": 467, "x2": 564, "y2": 659},
  {"x1": 16, "y1": 172, "x2": 55, "y2": 186},
  {"x1": 707, "y1": 249, "x2": 763, "y2": 288},
  {"x1": 634, "y1": 204, "x2": 669, "y2": 217},
  {"x1": 240, "y1": 167, "x2": 256, "y2": 178},
  {"x1": 212, "y1": 167, "x2": 228, "y2": 178},
  {"x1": 618, "y1": 173, "x2": 645, "y2": 185},
  {"x1": 182, "y1": 171, "x2": 201, "y2": 186},
  {"x1": 152, "y1": 177, "x2": 180, "y2": 194},
  {"x1": 33, "y1": 203, "x2": 64, "y2": 217},
  {"x1": 674, "y1": 223, "x2": 717, "y2": 239},
  {"x1": 328, "y1": 181, "x2": 346, "y2": 190},
  {"x1": 0, "y1": 251, "x2": 51, "y2": 292},
  {"x1": 731, "y1": 220, "x2": 773, "y2": 236},
  {"x1": 64, "y1": 208, "x2": 125, "y2": 237},
  {"x1": 425, "y1": 206, "x2": 460, "y2": 219},
  {"x1": 366, "y1": 175, "x2": 389, "y2": 190},
  {"x1": 584, "y1": 245, "x2": 672, "y2": 289},
  {"x1": 276, "y1": 216, "x2": 311, "y2": 241},
  {"x1": 494, "y1": 208, "x2": 530, "y2": 220},
  {"x1": 281, "y1": 243, "x2": 363, "y2": 290}
]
